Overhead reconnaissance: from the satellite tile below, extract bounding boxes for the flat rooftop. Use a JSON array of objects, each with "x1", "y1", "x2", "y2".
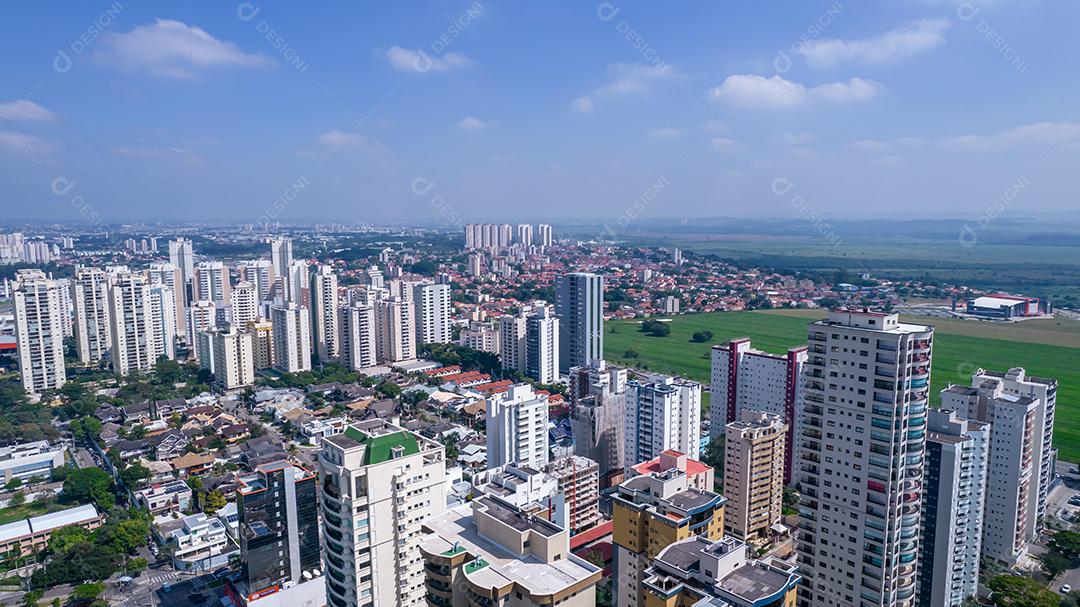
[{"x1": 421, "y1": 502, "x2": 600, "y2": 597}]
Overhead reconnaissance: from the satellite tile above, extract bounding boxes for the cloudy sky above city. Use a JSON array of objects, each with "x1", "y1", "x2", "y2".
[{"x1": 2, "y1": 1, "x2": 1078, "y2": 226}]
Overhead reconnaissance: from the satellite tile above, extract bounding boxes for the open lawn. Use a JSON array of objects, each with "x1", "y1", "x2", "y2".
[
  {"x1": 0, "y1": 499, "x2": 66, "y2": 525},
  {"x1": 606, "y1": 310, "x2": 1080, "y2": 461}
]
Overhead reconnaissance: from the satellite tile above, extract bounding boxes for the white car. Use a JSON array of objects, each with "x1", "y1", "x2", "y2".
[{"x1": 1062, "y1": 584, "x2": 1072, "y2": 594}]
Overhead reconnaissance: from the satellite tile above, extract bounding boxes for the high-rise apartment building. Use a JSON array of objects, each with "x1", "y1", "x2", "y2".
[
  {"x1": 486, "y1": 384, "x2": 550, "y2": 469},
  {"x1": 710, "y1": 339, "x2": 806, "y2": 482},
  {"x1": 338, "y1": 302, "x2": 377, "y2": 371},
  {"x1": 193, "y1": 261, "x2": 231, "y2": 305},
  {"x1": 198, "y1": 328, "x2": 256, "y2": 390},
  {"x1": 271, "y1": 303, "x2": 312, "y2": 373},
  {"x1": 168, "y1": 237, "x2": 195, "y2": 295},
  {"x1": 72, "y1": 267, "x2": 112, "y2": 364},
  {"x1": 375, "y1": 296, "x2": 415, "y2": 364},
  {"x1": 318, "y1": 419, "x2": 446, "y2": 607},
  {"x1": 612, "y1": 463, "x2": 727, "y2": 607},
  {"x1": 269, "y1": 237, "x2": 293, "y2": 286},
  {"x1": 916, "y1": 409, "x2": 988, "y2": 607},
  {"x1": 284, "y1": 260, "x2": 309, "y2": 307},
  {"x1": 625, "y1": 374, "x2": 702, "y2": 463},
  {"x1": 188, "y1": 300, "x2": 218, "y2": 349},
  {"x1": 499, "y1": 309, "x2": 528, "y2": 374},
  {"x1": 537, "y1": 224, "x2": 553, "y2": 247},
  {"x1": 940, "y1": 367, "x2": 1056, "y2": 565},
  {"x1": 542, "y1": 455, "x2": 601, "y2": 534},
  {"x1": 556, "y1": 272, "x2": 603, "y2": 373},
  {"x1": 232, "y1": 281, "x2": 259, "y2": 329},
  {"x1": 13, "y1": 270, "x2": 67, "y2": 395},
  {"x1": 233, "y1": 461, "x2": 322, "y2": 606},
  {"x1": 108, "y1": 272, "x2": 160, "y2": 376},
  {"x1": 311, "y1": 265, "x2": 340, "y2": 361},
  {"x1": 419, "y1": 496, "x2": 601, "y2": 607},
  {"x1": 795, "y1": 310, "x2": 934, "y2": 607},
  {"x1": 643, "y1": 536, "x2": 800, "y2": 607},
  {"x1": 412, "y1": 282, "x2": 451, "y2": 345},
  {"x1": 568, "y1": 360, "x2": 627, "y2": 485},
  {"x1": 458, "y1": 321, "x2": 500, "y2": 354},
  {"x1": 526, "y1": 305, "x2": 559, "y2": 383},
  {"x1": 516, "y1": 223, "x2": 533, "y2": 247},
  {"x1": 246, "y1": 319, "x2": 275, "y2": 371},
  {"x1": 147, "y1": 262, "x2": 187, "y2": 341},
  {"x1": 237, "y1": 259, "x2": 275, "y2": 304},
  {"x1": 724, "y1": 411, "x2": 786, "y2": 543},
  {"x1": 148, "y1": 284, "x2": 178, "y2": 361}
]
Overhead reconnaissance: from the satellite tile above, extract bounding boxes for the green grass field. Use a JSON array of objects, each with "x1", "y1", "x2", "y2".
[{"x1": 606, "y1": 310, "x2": 1080, "y2": 461}]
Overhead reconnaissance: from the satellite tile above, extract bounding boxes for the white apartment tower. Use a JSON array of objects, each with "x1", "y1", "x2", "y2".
[
  {"x1": 230, "y1": 280, "x2": 258, "y2": 329},
  {"x1": 108, "y1": 272, "x2": 160, "y2": 376},
  {"x1": 285, "y1": 259, "x2": 310, "y2": 307},
  {"x1": 375, "y1": 297, "x2": 415, "y2": 364},
  {"x1": 556, "y1": 272, "x2": 603, "y2": 373},
  {"x1": 537, "y1": 224, "x2": 553, "y2": 247},
  {"x1": 167, "y1": 238, "x2": 195, "y2": 294},
  {"x1": 236, "y1": 259, "x2": 275, "y2": 304},
  {"x1": 516, "y1": 223, "x2": 533, "y2": 247},
  {"x1": 568, "y1": 360, "x2": 628, "y2": 483},
  {"x1": 940, "y1": 367, "x2": 1056, "y2": 565},
  {"x1": 486, "y1": 384, "x2": 550, "y2": 470},
  {"x1": 311, "y1": 265, "x2": 340, "y2": 361},
  {"x1": 147, "y1": 263, "x2": 187, "y2": 341},
  {"x1": 318, "y1": 419, "x2": 446, "y2": 607},
  {"x1": 188, "y1": 300, "x2": 218, "y2": 349},
  {"x1": 270, "y1": 237, "x2": 293, "y2": 285},
  {"x1": 271, "y1": 303, "x2": 312, "y2": 373},
  {"x1": 13, "y1": 270, "x2": 67, "y2": 395},
  {"x1": 193, "y1": 261, "x2": 231, "y2": 305},
  {"x1": 795, "y1": 310, "x2": 934, "y2": 607},
  {"x1": 916, "y1": 409, "x2": 989, "y2": 607},
  {"x1": 199, "y1": 328, "x2": 256, "y2": 390},
  {"x1": 499, "y1": 309, "x2": 528, "y2": 374},
  {"x1": 710, "y1": 338, "x2": 807, "y2": 482},
  {"x1": 148, "y1": 284, "x2": 178, "y2": 361},
  {"x1": 338, "y1": 302, "x2": 377, "y2": 371},
  {"x1": 72, "y1": 266, "x2": 112, "y2": 364},
  {"x1": 526, "y1": 305, "x2": 559, "y2": 383},
  {"x1": 625, "y1": 374, "x2": 702, "y2": 464},
  {"x1": 412, "y1": 282, "x2": 451, "y2": 345}
]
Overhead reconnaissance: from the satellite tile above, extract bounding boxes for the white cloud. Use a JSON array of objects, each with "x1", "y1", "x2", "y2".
[
  {"x1": 95, "y1": 19, "x2": 274, "y2": 79},
  {"x1": 0, "y1": 100, "x2": 56, "y2": 123},
  {"x1": 570, "y1": 97, "x2": 595, "y2": 113},
  {"x1": 116, "y1": 145, "x2": 193, "y2": 158},
  {"x1": 573, "y1": 63, "x2": 680, "y2": 112},
  {"x1": 798, "y1": 18, "x2": 950, "y2": 66},
  {"x1": 385, "y1": 46, "x2": 472, "y2": 73},
  {"x1": 942, "y1": 121, "x2": 1080, "y2": 149},
  {"x1": 0, "y1": 131, "x2": 58, "y2": 156},
  {"x1": 851, "y1": 136, "x2": 924, "y2": 151},
  {"x1": 703, "y1": 120, "x2": 726, "y2": 132},
  {"x1": 648, "y1": 127, "x2": 683, "y2": 139},
  {"x1": 315, "y1": 130, "x2": 364, "y2": 147},
  {"x1": 708, "y1": 74, "x2": 884, "y2": 108},
  {"x1": 710, "y1": 137, "x2": 738, "y2": 151},
  {"x1": 782, "y1": 132, "x2": 815, "y2": 145},
  {"x1": 457, "y1": 116, "x2": 488, "y2": 130}
]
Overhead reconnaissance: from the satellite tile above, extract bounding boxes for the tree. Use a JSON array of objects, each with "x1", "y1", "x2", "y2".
[
  {"x1": 987, "y1": 574, "x2": 1059, "y2": 607},
  {"x1": 70, "y1": 582, "x2": 105, "y2": 604},
  {"x1": 118, "y1": 462, "x2": 151, "y2": 490},
  {"x1": 1050, "y1": 530, "x2": 1080, "y2": 560},
  {"x1": 203, "y1": 490, "x2": 227, "y2": 514},
  {"x1": 8, "y1": 491, "x2": 24, "y2": 507},
  {"x1": 61, "y1": 468, "x2": 114, "y2": 509},
  {"x1": 691, "y1": 330, "x2": 714, "y2": 343},
  {"x1": 622, "y1": 349, "x2": 640, "y2": 359},
  {"x1": 377, "y1": 381, "x2": 401, "y2": 399},
  {"x1": 440, "y1": 433, "x2": 461, "y2": 462},
  {"x1": 640, "y1": 320, "x2": 670, "y2": 337},
  {"x1": 4, "y1": 478, "x2": 22, "y2": 492}
]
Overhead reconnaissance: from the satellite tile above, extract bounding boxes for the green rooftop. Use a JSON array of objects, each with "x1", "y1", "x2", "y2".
[
  {"x1": 344, "y1": 426, "x2": 421, "y2": 465},
  {"x1": 464, "y1": 558, "x2": 489, "y2": 574},
  {"x1": 441, "y1": 545, "x2": 467, "y2": 557}
]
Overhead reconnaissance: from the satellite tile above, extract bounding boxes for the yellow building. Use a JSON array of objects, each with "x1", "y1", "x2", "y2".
[
  {"x1": 613, "y1": 466, "x2": 726, "y2": 607},
  {"x1": 643, "y1": 536, "x2": 799, "y2": 607}
]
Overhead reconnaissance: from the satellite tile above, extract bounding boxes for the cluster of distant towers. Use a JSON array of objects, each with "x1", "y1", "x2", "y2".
[{"x1": 463, "y1": 223, "x2": 552, "y2": 249}]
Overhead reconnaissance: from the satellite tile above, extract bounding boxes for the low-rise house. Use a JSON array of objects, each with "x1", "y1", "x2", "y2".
[
  {"x1": 120, "y1": 401, "x2": 152, "y2": 424},
  {"x1": 93, "y1": 404, "x2": 122, "y2": 424},
  {"x1": 169, "y1": 452, "x2": 215, "y2": 478},
  {"x1": 169, "y1": 512, "x2": 235, "y2": 571},
  {"x1": 151, "y1": 430, "x2": 189, "y2": 460},
  {"x1": 113, "y1": 439, "x2": 152, "y2": 460},
  {"x1": 151, "y1": 398, "x2": 188, "y2": 420},
  {"x1": 0, "y1": 504, "x2": 104, "y2": 556},
  {"x1": 134, "y1": 479, "x2": 193, "y2": 516},
  {"x1": 299, "y1": 417, "x2": 347, "y2": 445}
]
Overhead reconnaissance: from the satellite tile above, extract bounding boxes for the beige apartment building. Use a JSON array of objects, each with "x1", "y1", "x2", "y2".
[{"x1": 724, "y1": 410, "x2": 786, "y2": 543}]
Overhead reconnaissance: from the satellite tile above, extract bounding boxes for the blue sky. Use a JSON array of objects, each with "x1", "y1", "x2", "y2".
[{"x1": 2, "y1": 1, "x2": 1078, "y2": 227}]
